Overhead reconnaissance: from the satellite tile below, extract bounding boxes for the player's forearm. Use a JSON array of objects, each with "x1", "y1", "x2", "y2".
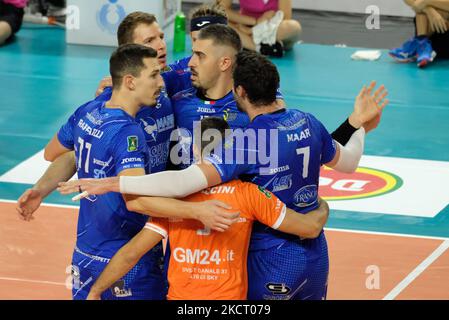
[
  {"x1": 281, "y1": 200, "x2": 329, "y2": 239},
  {"x1": 90, "y1": 231, "x2": 161, "y2": 298},
  {"x1": 332, "y1": 118, "x2": 359, "y2": 146},
  {"x1": 328, "y1": 128, "x2": 365, "y2": 173},
  {"x1": 35, "y1": 152, "x2": 76, "y2": 198},
  {"x1": 427, "y1": 0, "x2": 449, "y2": 11},
  {"x1": 125, "y1": 196, "x2": 197, "y2": 220},
  {"x1": 282, "y1": 209, "x2": 322, "y2": 239},
  {"x1": 278, "y1": 0, "x2": 293, "y2": 20},
  {"x1": 120, "y1": 165, "x2": 208, "y2": 198},
  {"x1": 306, "y1": 199, "x2": 330, "y2": 233},
  {"x1": 89, "y1": 246, "x2": 141, "y2": 297}
]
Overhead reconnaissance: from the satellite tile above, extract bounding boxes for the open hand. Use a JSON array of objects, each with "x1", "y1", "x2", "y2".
[
  {"x1": 16, "y1": 189, "x2": 43, "y2": 221},
  {"x1": 425, "y1": 7, "x2": 448, "y2": 34},
  {"x1": 350, "y1": 81, "x2": 389, "y2": 133}
]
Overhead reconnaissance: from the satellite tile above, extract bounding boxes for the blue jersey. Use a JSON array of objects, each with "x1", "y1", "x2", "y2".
[
  {"x1": 58, "y1": 100, "x2": 155, "y2": 258},
  {"x1": 162, "y1": 58, "x2": 192, "y2": 98},
  {"x1": 204, "y1": 108, "x2": 337, "y2": 250},
  {"x1": 168, "y1": 56, "x2": 190, "y2": 72},
  {"x1": 170, "y1": 88, "x2": 251, "y2": 169},
  {"x1": 96, "y1": 87, "x2": 175, "y2": 174}
]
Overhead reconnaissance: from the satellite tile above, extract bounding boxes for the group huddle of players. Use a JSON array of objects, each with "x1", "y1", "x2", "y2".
[{"x1": 16, "y1": 3, "x2": 389, "y2": 300}]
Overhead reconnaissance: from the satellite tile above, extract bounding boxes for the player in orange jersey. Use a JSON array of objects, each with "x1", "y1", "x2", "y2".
[{"x1": 86, "y1": 117, "x2": 329, "y2": 300}]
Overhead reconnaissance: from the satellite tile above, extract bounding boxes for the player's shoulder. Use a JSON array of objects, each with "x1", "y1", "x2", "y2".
[
  {"x1": 229, "y1": 180, "x2": 274, "y2": 203},
  {"x1": 72, "y1": 99, "x2": 103, "y2": 119},
  {"x1": 280, "y1": 108, "x2": 325, "y2": 129},
  {"x1": 95, "y1": 108, "x2": 142, "y2": 139}
]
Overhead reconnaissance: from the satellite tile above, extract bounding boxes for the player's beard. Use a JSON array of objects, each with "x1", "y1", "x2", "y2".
[{"x1": 190, "y1": 68, "x2": 200, "y2": 88}]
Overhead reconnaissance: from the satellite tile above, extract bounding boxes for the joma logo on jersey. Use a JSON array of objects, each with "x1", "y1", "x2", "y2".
[
  {"x1": 121, "y1": 157, "x2": 142, "y2": 165},
  {"x1": 197, "y1": 107, "x2": 215, "y2": 114},
  {"x1": 287, "y1": 128, "x2": 311, "y2": 143},
  {"x1": 319, "y1": 167, "x2": 403, "y2": 200}
]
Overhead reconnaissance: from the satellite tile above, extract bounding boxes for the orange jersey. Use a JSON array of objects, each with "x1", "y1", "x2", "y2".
[{"x1": 145, "y1": 180, "x2": 286, "y2": 300}]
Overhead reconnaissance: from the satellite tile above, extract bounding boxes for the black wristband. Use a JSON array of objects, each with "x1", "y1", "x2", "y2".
[{"x1": 331, "y1": 118, "x2": 358, "y2": 146}]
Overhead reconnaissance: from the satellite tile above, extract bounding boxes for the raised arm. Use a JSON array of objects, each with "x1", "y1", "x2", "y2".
[{"x1": 326, "y1": 82, "x2": 389, "y2": 173}]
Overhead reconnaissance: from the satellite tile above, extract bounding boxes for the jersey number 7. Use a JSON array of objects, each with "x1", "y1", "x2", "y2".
[{"x1": 296, "y1": 146, "x2": 310, "y2": 179}]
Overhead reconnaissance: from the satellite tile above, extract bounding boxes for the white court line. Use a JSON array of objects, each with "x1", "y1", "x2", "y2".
[
  {"x1": 0, "y1": 277, "x2": 66, "y2": 287},
  {"x1": 382, "y1": 240, "x2": 449, "y2": 300},
  {"x1": 325, "y1": 227, "x2": 449, "y2": 241},
  {"x1": 2, "y1": 198, "x2": 449, "y2": 241},
  {"x1": 0, "y1": 199, "x2": 79, "y2": 210}
]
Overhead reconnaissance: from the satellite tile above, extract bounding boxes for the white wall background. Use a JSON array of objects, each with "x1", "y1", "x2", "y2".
[{"x1": 186, "y1": 0, "x2": 415, "y2": 17}]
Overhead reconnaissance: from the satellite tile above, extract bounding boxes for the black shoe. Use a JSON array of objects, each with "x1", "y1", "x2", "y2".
[{"x1": 260, "y1": 42, "x2": 284, "y2": 58}]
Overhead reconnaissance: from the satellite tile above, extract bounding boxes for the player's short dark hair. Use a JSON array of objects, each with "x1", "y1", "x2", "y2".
[
  {"x1": 110, "y1": 44, "x2": 158, "y2": 89},
  {"x1": 198, "y1": 24, "x2": 242, "y2": 53},
  {"x1": 233, "y1": 51, "x2": 279, "y2": 106},
  {"x1": 190, "y1": 2, "x2": 227, "y2": 20},
  {"x1": 197, "y1": 117, "x2": 230, "y2": 155},
  {"x1": 117, "y1": 12, "x2": 157, "y2": 46}
]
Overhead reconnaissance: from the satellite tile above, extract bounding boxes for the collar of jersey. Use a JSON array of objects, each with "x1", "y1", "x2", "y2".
[
  {"x1": 251, "y1": 108, "x2": 287, "y2": 122},
  {"x1": 196, "y1": 89, "x2": 233, "y2": 104},
  {"x1": 100, "y1": 101, "x2": 136, "y2": 120}
]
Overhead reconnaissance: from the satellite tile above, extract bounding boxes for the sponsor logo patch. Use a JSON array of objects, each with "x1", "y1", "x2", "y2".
[{"x1": 319, "y1": 166, "x2": 403, "y2": 200}]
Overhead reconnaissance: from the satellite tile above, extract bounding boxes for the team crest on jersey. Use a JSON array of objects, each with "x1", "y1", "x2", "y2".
[
  {"x1": 127, "y1": 136, "x2": 138, "y2": 152},
  {"x1": 162, "y1": 65, "x2": 172, "y2": 73},
  {"x1": 319, "y1": 166, "x2": 403, "y2": 200},
  {"x1": 258, "y1": 186, "x2": 272, "y2": 199}
]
